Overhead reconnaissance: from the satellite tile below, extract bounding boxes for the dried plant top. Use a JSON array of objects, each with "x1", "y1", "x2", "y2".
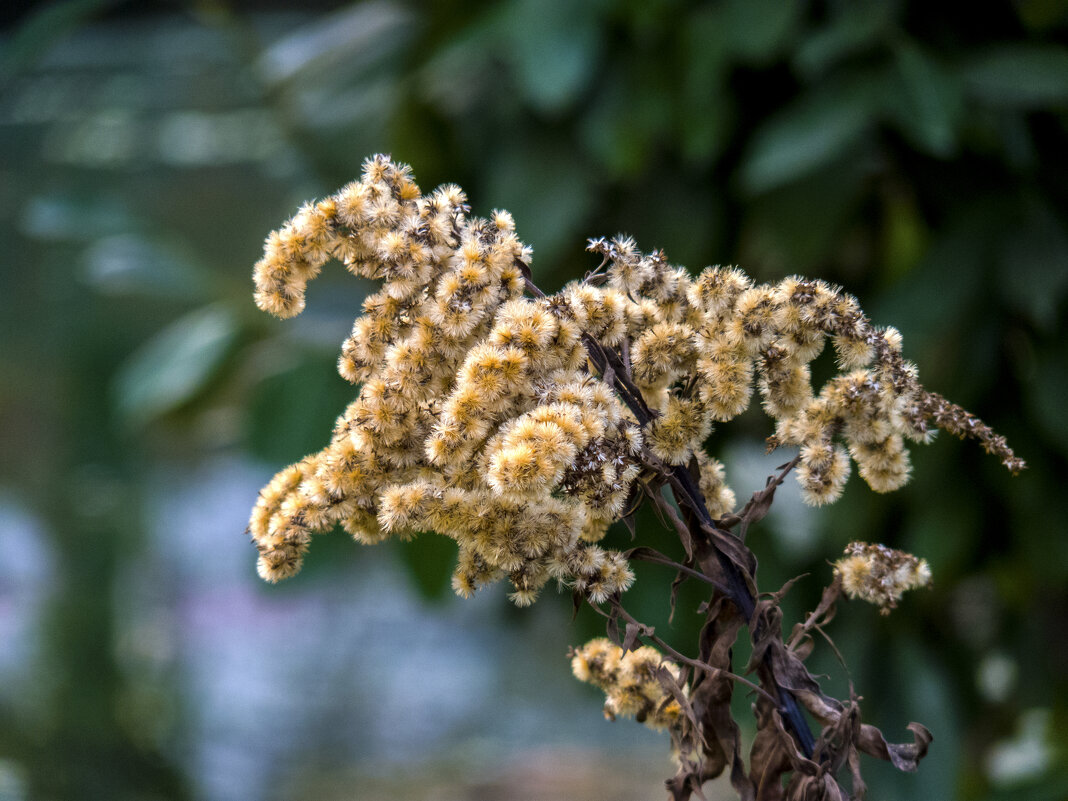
[
  {"x1": 247, "y1": 155, "x2": 1022, "y2": 800},
  {"x1": 248, "y1": 154, "x2": 1021, "y2": 596}
]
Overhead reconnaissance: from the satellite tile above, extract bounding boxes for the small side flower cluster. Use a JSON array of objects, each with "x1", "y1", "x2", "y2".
[
  {"x1": 249, "y1": 156, "x2": 640, "y2": 605},
  {"x1": 570, "y1": 638, "x2": 682, "y2": 730},
  {"x1": 834, "y1": 541, "x2": 932, "y2": 614}
]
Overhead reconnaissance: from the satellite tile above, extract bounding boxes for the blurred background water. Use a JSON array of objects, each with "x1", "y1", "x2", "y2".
[{"x1": 1, "y1": 2, "x2": 1066, "y2": 800}]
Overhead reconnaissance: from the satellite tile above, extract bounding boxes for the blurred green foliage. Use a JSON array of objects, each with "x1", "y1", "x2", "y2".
[{"x1": 2, "y1": 0, "x2": 1067, "y2": 799}]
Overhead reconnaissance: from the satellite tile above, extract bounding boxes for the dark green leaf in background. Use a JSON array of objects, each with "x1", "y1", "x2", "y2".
[
  {"x1": 888, "y1": 40, "x2": 963, "y2": 157},
  {"x1": 502, "y1": 0, "x2": 606, "y2": 114},
  {"x1": 679, "y1": 8, "x2": 733, "y2": 167},
  {"x1": 113, "y1": 305, "x2": 238, "y2": 429},
  {"x1": 256, "y1": 1, "x2": 414, "y2": 89},
  {"x1": 793, "y1": 0, "x2": 897, "y2": 78},
  {"x1": 1028, "y1": 346, "x2": 1068, "y2": 459},
  {"x1": 740, "y1": 75, "x2": 883, "y2": 194},
  {"x1": 962, "y1": 44, "x2": 1068, "y2": 108},
  {"x1": 997, "y1": 200, "x2": 1068, "y2": 332},
  {"x1": 719, "y1": 0, "x2": 801, "y2": 64},
  {"x1": 582, "y1": 71, "x2": 657, "y2": 179},
  {"x1": 483, "y1": 138, "x2": 596, "y2": 270},
  {"x1": 582, "y1": 62, "x2": 674, "y2": 180}
]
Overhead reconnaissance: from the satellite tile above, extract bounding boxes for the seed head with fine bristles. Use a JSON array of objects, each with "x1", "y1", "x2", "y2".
[{"x1": 248, "y1": 156, "x2": 1023, "y2": 607}]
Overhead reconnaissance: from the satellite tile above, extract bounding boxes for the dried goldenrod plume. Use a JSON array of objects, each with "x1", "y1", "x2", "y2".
[
  {"x1": 248, "y1": 154, "x2": 1021, "y2": 600},
  {"x1": 247, "y1": 155, "x2": 1022, "y2": 801},
  {"x1": 834, "y1": 541, "x2": 933, "y2": 614}
]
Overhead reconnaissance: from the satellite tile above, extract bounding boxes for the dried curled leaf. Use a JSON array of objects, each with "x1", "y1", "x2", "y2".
[{"x1": 858, "y1": 722, "x2": 933, "y2": 772}]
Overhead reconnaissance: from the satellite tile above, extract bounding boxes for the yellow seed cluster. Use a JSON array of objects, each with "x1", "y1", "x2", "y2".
[
  {"x1": 570, "y1": 638, "x2": 683, "y2": 729},
  {"x1": 833, "y1": 541, "x2": 932, "y2": 614},
  {"x1": 249, "y1": 156, "x2": 1015, "y2": 604},
  {"x1": 249, "y1": 156, "x2": 640, "y2": 604}
]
